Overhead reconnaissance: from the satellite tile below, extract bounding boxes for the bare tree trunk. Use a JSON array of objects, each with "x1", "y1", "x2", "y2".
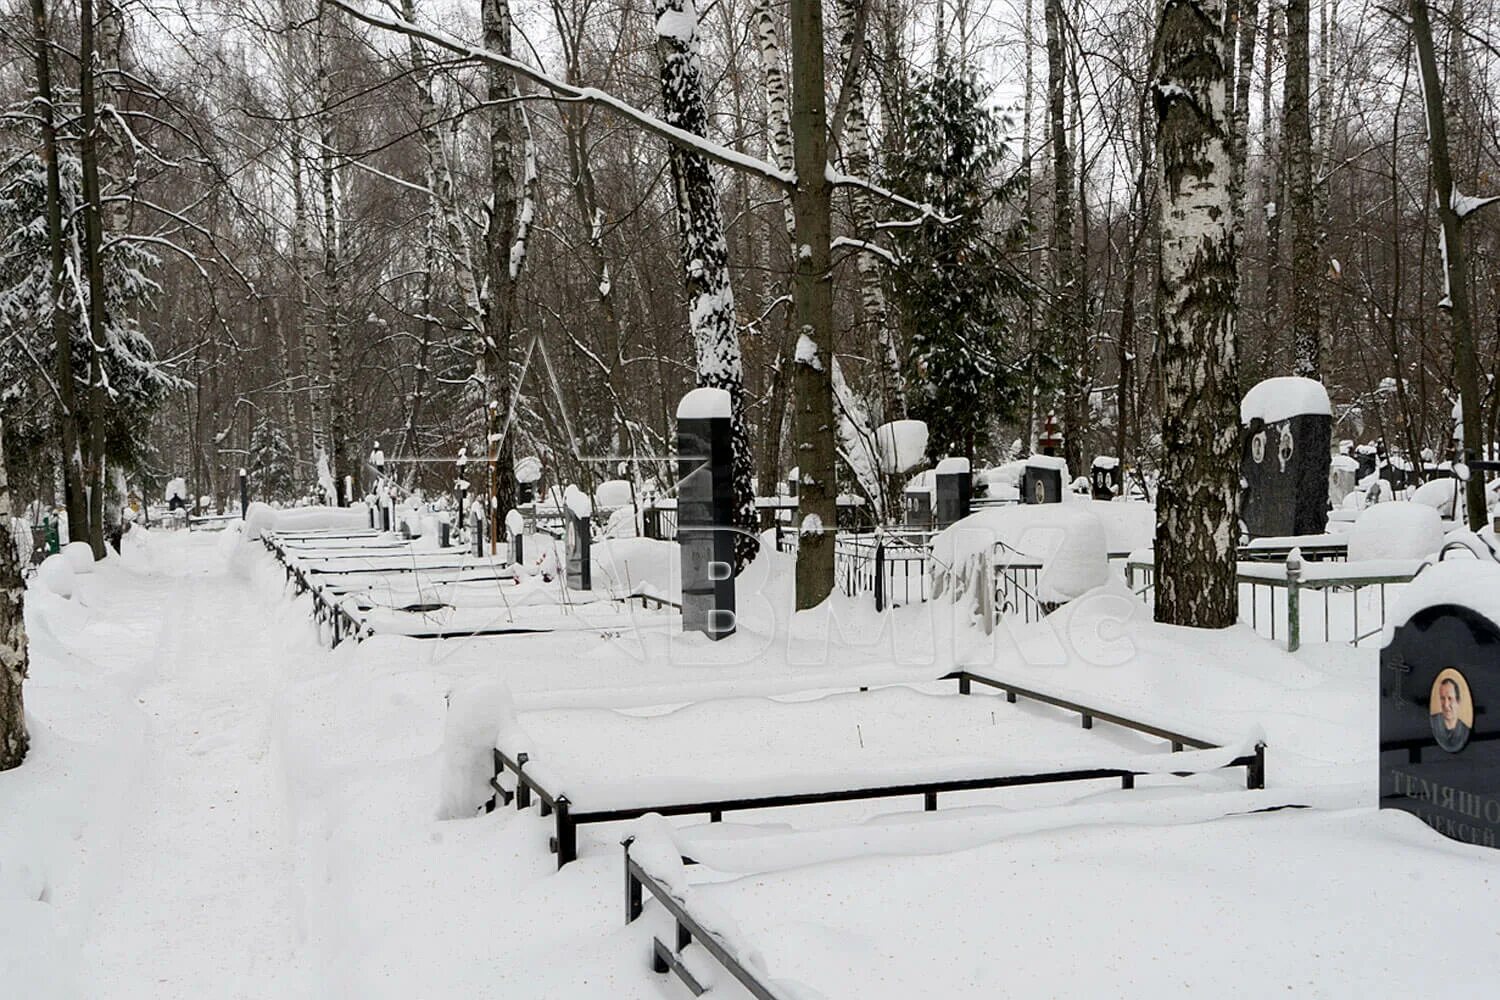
[
  {"x1": 1153, "y1": 0, "x2": 1240, "y2": 627},
  {"x1": 29, "y1": 0, "x2": 90, "y2": 546},
  {"x1": 791, "y1": 0, "x2": 836, "y2": 608},
  {"x1": 836, "y1": 0, "x2": 904, "y2": 428},
  {"x1": 317, "y1": 5, "x2": 348, "y2": 504},
  {"x1": 1284, "y1": 0, "x2": 1320, "y2": 376},
  {"x1": 1260, "y1": 3, "x2": 1281, "y2": 349},
  {"x1": 1229, "y1": 0, "x2": 1259, "y2": 280},
  {"x1": 751, "y1": 0, "x2": 799, "y2": 501},
  {"x1": 79, "y1": 0, "x2": 110, "y2": 557},
  {"x1": 0, "y1": 418, "x2": 27, "y2": 771},
  {"x1": 481, "y1": 0, "x2": 518, "y2": 519},
  {"x1": 1409, "y1": 0, "x2": 1490, "y2": 528},
  {"x1": 654, "y1": 0, "x2": 757, "y2": 568},
  {"x1": 1045, "y1": 0, "x2": 1084, "y2": 477}
]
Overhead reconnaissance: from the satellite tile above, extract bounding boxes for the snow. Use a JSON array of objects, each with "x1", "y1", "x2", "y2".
[
  {"x1": 164, "y1": 477, "x2": 187, "y2": 502},
  {"x1": 1388, "y1": 558, "x2": 1500, "y2": 635},
  {"x1": 934, "y1": 457, "x2": 970, "y2": 475},
  {"x1": 930, "y1": 506, "x2": 1109, "y2": 603},
  {"x1": 873, "y1": 420, "x2": 928, "y2": 474},
  {"x1": 1239, "y1": 376, "x2": 1331, "y2": 424},
  {"x1": 62, "y1": 541, "x2": 95, "y2": 574},
  {"x1": 676, "y1": 386, "x2": 731, "y2": 420},
  {"x1": 1024, "y1": 454, "x2": 1070, "y2": 475},
  {"x1": 793, "y1": 333, "x2": 823, "y2": 371},
  {"x1": 1347, "y1": 501, "x2": 1444, "y2": 562},
  {"x1": 654, "y1": 2, "x2": 697, "y2": 44},
  {"x1": 36, "y1": 553, "x2": 75, "y2": 598},
  {"x1": 564, "y1": 484, "x2": 593, "y2": 519},
  {"x1": 1330, "y1": 454, "x2": 1360, "y2": 472},
  {"x1": 514, "y1": 455, "x2": 543, "y2": 485},
  {"x1": 594, "y1": 479, "x2": 633, "y2": 509},
  {"x1": 6, "y1": 517, "x2": 1499, "y2": 999},
  {"x1": 1091, "y1": 455, "x2": 1119, "y2": 470}
]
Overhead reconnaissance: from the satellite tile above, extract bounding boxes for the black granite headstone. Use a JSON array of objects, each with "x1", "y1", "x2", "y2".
[
  {"x1": 935, "y1": 462, "x2": 971, "y2": 528},
  {"x1": 1022, "y1": 462, "x2": 1062, "y2": 504},
  {"x1": 565, "y1": 506, "x2": 591, "y2": 590},
  {"x1": 1381, "y1": 604, "x2": 1500, "y2": 849},
  {"x1": 677, "y1": 390, "x2": 736, "y2": 640},
  {"x1": 904, "y1": 488, "x2": 932, "y2": 529},
  {"x1": 1090, "y1": 458, "x2": 1122, "y2": 500},
  {"x1": 1241, "y1": 412, "x2": 1332, "y2": 538}
]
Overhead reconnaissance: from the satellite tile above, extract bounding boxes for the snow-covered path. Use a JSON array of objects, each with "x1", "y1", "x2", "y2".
[{"x1": 81, "y1": 540, "x2": 316, "y2": 998}]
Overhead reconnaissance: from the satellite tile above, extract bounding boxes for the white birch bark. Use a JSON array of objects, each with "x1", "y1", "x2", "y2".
[
  {"x1": 1153, "y1": 0, "x2": 1241, "y2": 627},
  {"x1": 0, "y1": 419, "x2": 26, "y2": 771}
]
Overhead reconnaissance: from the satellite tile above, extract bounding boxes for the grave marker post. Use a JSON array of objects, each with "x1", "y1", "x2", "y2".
[{"x1": 677, "y1": 388, "x2": 736, "y2": 640}]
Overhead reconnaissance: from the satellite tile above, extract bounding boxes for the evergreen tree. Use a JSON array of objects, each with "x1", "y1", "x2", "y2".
[
  {"x1": 0, "y1": 149, "x2": 181, "y2": 484},
  {"x1": 249, "y1": 418, "x2": 298, "y2": 502},
  {"x1": 888, "y1": 68, "x2": 1031, "y2": 462}
]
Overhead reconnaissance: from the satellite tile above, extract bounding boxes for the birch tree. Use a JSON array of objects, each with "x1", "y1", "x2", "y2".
[
  {"x1": 1153, "y1": 0, "x2": 1240, "y2": 627},
  {"x1": 654, "y1": 0, "x2": 757, "y2": 568},
  {"x1": 0, "y1": 419, "x2": 25, "y2": 772}
]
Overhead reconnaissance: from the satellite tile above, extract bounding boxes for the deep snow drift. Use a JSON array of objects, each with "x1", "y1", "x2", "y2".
[{"x1": 2, "y1": 525, "x2": 1498, "y2": 998}]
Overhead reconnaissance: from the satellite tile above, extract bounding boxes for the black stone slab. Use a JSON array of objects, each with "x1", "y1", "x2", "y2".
[
  {"x1": 1381, "y1": 604, "x2": 1500, "y2": 849},
  {"x1": 678, "y1": 410, "x2": 736, "y2": 640},
  {"x1": 1240, "y1": 412, "x2": 1332, "y2": 538}
]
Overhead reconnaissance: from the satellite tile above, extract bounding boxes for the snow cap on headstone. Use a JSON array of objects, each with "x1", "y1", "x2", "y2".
[
  {"x1": 514, "y1": 455, "x2": 543, "y2": 484},
  {"x1": 874, "y1": 420, "x2": 929, "y2": 474},
  {"x1": 676, "y1": 387, "x2": 731, "y2": 420},
  {"x1": 1240, "y1": 376, "x2": 1331, "y2": 425},
  {"x1": 935, "y1": 456, "x2": 971, "y2": 475}
]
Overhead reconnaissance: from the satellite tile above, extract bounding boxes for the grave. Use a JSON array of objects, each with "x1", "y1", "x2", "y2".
[
  {"x1": 515, "y1": 455, "x2": 542, "y2": 507},
  {"x1": 1091, "y1": 456, "x2": 1121, "y2": 500},
  {"x1": 677, "y1": 388, "x2": 736, "y2": 640},
  {"x1": 1240, "y1": 376, "x2": 1331, "y2": 538},
  {"x1": 934, "y1": 458, "x2": 971, "y2": 528},
  {"x1": 563, "y1": 487, "x2": 592, "y2": 590},
  {"x1": 1021, "y1": 456, "x2": 1065, "y2": 504},
  {"x1": 1380, "y1": 560, "x2": 1500, "y2": 849},
  {"x1": 903, "y1": 476, "x2": 933, "y2": 529},
  {"x1": 1328, "y1": 453, "x2": 1358, "y2": 508}
]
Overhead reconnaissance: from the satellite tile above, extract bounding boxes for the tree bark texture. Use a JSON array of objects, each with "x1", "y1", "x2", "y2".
[
  {"x1": 1153, "y1": 0, "x2": 1241, "y2": 628},
  {"x1": 654, "y1": 0, "x2": 757, "y2": 569},
  {"x1": 790, "y1": 0, "x2": 836, "y2": 608}
]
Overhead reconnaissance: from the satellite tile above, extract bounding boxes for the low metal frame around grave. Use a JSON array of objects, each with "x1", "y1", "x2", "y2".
[
  {"x1": 622, "y1": 837, "x2": 783, "y2": 1000},
  {"x1": 488, "y1": 670, "x2": 1266, "y2": 868}
]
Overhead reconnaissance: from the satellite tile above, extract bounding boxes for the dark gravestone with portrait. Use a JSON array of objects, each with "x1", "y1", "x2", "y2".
[
  {"x1": 934, "y1": 458, "x2": 972, "y2": 528},
  {"x1": 1021, "y1": 457, "x2": 1064, "y2": 505},
  {"x1": 1091, "y1": 456, "x2": 1121, "y2": 500},
  {"x1": 1380, "y1": 562, "x2": 1500, "y2": 850},
  {"x1": 1240, "y1": 377, "x2": 1332, "y2": 539},
  {"x1": 677, "y1": 388, "x2": 736, "y2": 641},
  {"x1": 904, "y1": 483, "x2": 933, "y2": 529}
]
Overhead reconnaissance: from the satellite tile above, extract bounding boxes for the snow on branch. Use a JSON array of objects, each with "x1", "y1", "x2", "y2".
[
  {"x1": 1452, "y1": 185, "x2": 1500, "y2": 219},
  {"x1": 327, "y1": 0, "x2": 793, "y2": 188},
  {"x1": 825, "y1": 165, "x2": 958, "y2": 225},
  {"x1": 830, "y1": 236, "x2": 895, "y2": 265}
]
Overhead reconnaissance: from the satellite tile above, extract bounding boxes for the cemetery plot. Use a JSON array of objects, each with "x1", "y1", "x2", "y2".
[
  {"x1": 624, "y1": 804, "x2": 1500, "y2": 999},
  {"x1": 264, "y1": 526, "x2": 671, "y2": 645},
  {"x1": 492, "y1": 678, "x2": 1264, "y2": 866}
]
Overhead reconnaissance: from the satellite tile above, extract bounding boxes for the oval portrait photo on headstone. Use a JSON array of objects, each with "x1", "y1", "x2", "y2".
[{"x1": 1429, "y1": 668, "x2": 1475, "y2": 753}]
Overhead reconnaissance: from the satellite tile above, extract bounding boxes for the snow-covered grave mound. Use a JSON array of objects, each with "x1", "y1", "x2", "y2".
[
  {"x1": 929, "y1": 505, "x2": 1109, "y2": 607},
  {"x1": 1347, "y1": 501, "x2": 1444, "y2": 562},
  {"x1": 1239, "y1": 375, "x2": 1332, "y2": 424},
  {"x1": 628, "y1": 804, "x2": 1499, "y2": 998}
]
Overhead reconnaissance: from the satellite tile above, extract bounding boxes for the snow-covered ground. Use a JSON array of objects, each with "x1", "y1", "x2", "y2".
[{"x1": 3, "y1": 526, "x2": 1498, "y2": 997}]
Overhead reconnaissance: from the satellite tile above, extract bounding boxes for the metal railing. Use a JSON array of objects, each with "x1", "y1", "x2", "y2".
[
  {"x1": 1126, "y1": 554, "x2": 1418, "y2": 651},
  {"x1": 624, "y1": 838, "x2": 783, "y2": 1000},
  {"x1": 488, "y1": 672, "x2": 1265, "y2": 867}
]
